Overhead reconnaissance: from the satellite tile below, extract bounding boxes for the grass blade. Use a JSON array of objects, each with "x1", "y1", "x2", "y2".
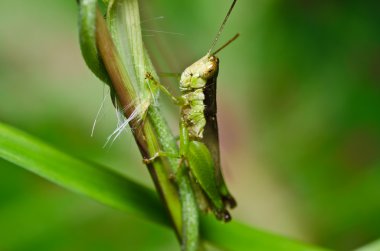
[
  {"x1": 355, "y1": 239, "x2": 380, "y2": 251},
  {"x1": 0, "y1": 122, "x2": 168, "y2": 226},
  {"x1": 0, "y1": 122, "x2": 330, "y2": 251},
  {"x1": 78, "y1": 0, "x2": 111, "y2": 84},
  {"x1": 201, "y1": 217, "x2": 331, "y2": 251}
]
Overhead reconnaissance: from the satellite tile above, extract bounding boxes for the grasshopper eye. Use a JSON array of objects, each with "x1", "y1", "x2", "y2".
[
  {"x1": 203, "y1": 64, "x2": 217, "y2": 78},
  {"x1": 203, "y1": 56, "x2": 219, "y2": 78},
  {"x1": 210, "y1": 55, "x2": 218, "y2": 62}
]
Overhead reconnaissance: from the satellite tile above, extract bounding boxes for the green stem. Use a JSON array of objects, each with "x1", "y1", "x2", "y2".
[
  {"x1": 148, "y1": 106, "x2": 200, "y2": 251},
  {"x1": 93, "y1": 5, "x2": 183, "y2": 237}
]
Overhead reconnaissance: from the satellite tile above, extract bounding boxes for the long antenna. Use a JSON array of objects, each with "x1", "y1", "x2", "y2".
[
  {"x1": 207, "y1": 0, "x2": 237, "y2": 55},
  {"x1": 212, "y1": 33, "x2": 239, "y2": 55}
]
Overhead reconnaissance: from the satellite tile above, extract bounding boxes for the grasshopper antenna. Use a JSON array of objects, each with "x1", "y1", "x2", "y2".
[
  {"x1": 212, "y1": 33, "x2": 239, "y2": 55},
  {"x1": 207, "y1": 0, "x2": 237, "y2": 55}
]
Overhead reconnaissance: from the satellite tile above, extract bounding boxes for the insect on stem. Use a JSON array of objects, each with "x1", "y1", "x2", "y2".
[
  {"x1": 207, "y1": 0, "x2": 238, "y2": 55},
  {"x1": 145, "y1": 0, "x2": 239, "y2": 226}
]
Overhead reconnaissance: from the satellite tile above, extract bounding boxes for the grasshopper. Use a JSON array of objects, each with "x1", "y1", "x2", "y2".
[{"x1": 145, "y1": 0, "x2": 238, "y2": 221}]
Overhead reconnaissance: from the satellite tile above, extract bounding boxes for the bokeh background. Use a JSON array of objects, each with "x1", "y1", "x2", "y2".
[{"x1": 1, "y1": 0, "x2": 379, "y2": 250}]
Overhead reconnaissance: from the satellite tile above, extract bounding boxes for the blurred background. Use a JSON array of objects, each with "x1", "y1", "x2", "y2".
[{"x1": 0, "y1": 0, "x2": 379, "y2": 250}]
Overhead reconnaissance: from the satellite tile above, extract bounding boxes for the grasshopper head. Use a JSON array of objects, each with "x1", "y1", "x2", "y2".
[
  {"x1": 180, "y1": 54, "x2": 220, "y2": 90},
  {"x1": 201, "y1": 55, "x2": 219, "y2": 79}
]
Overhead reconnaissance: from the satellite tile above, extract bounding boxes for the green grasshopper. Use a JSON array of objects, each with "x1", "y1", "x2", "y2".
[{"x1": 145, "y1": 0, "x2": 238, "y2": 221}]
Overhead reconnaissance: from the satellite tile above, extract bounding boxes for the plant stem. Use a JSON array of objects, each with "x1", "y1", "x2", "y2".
[
  {"x1": 94, "y1": 4, "x2": 199, "y2": 250},
  {"x1": 94, "y1": 7, "x2": 182, "y2": 238},
  {"x1": 148, "y1": 106, "x2": 200, "y2": 251}
]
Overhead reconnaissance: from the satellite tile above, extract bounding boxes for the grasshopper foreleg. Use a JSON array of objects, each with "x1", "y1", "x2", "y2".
[
  {"x1": 143, "y1": 151, "x2": 187, "y2": 182},
  {"x1": 145, "y1": 72, "x2": 183, "y2": 105},
  {"x1": 142, "y1": 150, "x2": 180, "y2": 164}
]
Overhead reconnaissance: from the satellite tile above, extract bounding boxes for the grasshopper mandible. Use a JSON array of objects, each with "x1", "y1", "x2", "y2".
[{"x1": 145, "y1": 0, "x2": 238, "y2": 221}]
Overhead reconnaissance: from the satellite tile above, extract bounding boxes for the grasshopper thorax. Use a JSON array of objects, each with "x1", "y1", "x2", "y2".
[{"x1": 179, "y1": 54, "x2": 219, "y2": 139}]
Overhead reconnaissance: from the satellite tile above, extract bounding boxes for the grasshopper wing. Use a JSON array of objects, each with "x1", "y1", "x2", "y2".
[
  {"x1": 187, "y1": 141, "x2": 230, "y2": 222},
  {"x1": 203, "y1": 70, "x2": 237, "y2": 208}
]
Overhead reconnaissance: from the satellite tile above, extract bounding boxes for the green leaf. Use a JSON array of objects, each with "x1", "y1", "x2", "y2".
[
  {"x1": 201, "y1": 217, "x2": 330, "y2": 251},
  {"x1": 0, "y1": 122, "x2": 168, "y2": 226},
  {"x1": 0, "y1": 122, "x2": 330, "y2": 251},
  {"x1": 106, "y1": 0, "x2": 159, "y2": 111},
  {"x1": 355, "y1": 239, "x2": 380, "y2": 251},
  {"x1": 78, "y1": 0, "x2": 111, "y2": 84}
]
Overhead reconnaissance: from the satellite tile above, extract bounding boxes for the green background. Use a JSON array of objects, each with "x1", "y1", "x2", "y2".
[{"x1": 0, "y1": 0, "x2": 379, "y2": 250}]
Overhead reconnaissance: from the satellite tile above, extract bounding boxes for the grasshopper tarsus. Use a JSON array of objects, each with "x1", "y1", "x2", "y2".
[
  {"x1": 215, "y1": 209, "x2": 232, "y2": 223},
  {"x1": 142, "y1": 152, "x2": 160, "y2": 164},
  {"x1": 223, "y1": 211, "x2": 232, "y2": 222},
  {"x1": 142, "y1": 150, "x2": 180, "y2": 164},
  {"x1": 223, "y1": 195, "x2": 237, "y2": 209}
]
